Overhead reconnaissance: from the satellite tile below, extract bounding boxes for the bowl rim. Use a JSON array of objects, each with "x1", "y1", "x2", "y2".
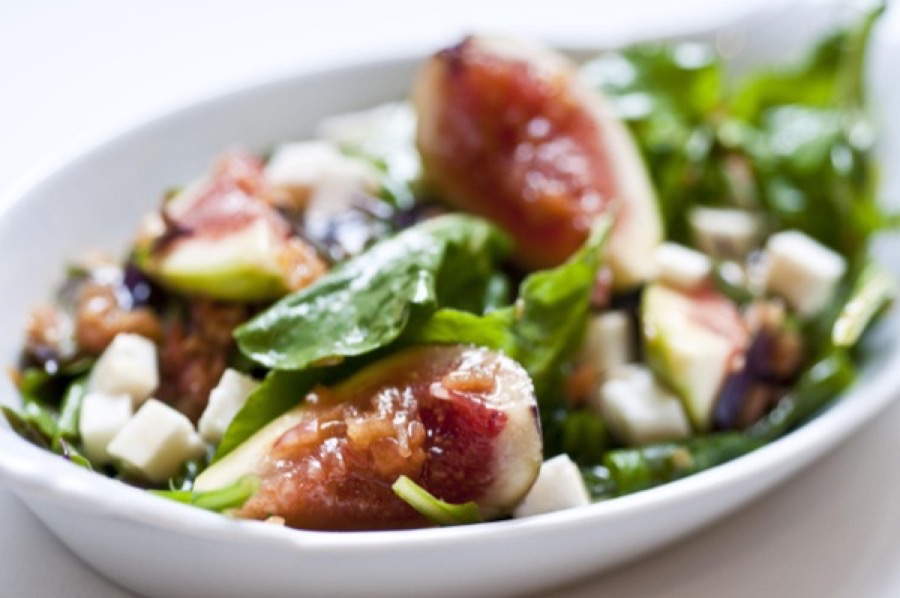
[{"x1": 1, "y1": 43, "x2": 898, "y2": 555}]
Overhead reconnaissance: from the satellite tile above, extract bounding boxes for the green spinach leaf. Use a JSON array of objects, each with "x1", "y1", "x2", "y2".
[
  {"x1": 408, "y1": 217, "x2": 612, "y2": 399},
  {"x1": 583, "y1": 1, "x2": 887, "y2": 259},
  {"x1": 234, "y1": 214, "x2": 509, "y2": 370},
  {"x1": 217, "y1": 218, "x2": 608, "y2": 461},
  {"x1": 507, "y1": 219, "x2": 610, "y2": 397}
]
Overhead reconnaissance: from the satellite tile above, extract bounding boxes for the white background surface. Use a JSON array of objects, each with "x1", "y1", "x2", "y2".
[{"x1": 2, "y1": 1, "x2": 899, "y2": 596}]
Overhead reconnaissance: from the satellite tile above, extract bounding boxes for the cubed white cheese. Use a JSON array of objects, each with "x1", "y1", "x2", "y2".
[
  {"x1": 89, "y1": 333, "x2": 158, "y2": 407},
  {"x1": 198, "y1": 369, "x2": 260, "y2": 443},
  {"x1": 264, "y1": 141, "x2": 336, "y2": 188},
  {"x1": 763, "y1": 230, "x2": 847, "y2": 317},
  {"x1": 107, "y1": 399, "x2": 206, "y2": 483},
  {"x1": 263, "y1": 141, "x2": 380, "y2": 201},
  {"x1": 592, "y1": 364, "x2": 692, "y2": 445},
  {"x1": 316, "y1": 102, "x2": 415, "y2": 147},
  {"x1": 653, "y1": 242, "x2": 712, "y2": 291},
  {"x1": 578, "y1": 311, "x2": 634, "y2": 377},
  {"x1": 689, "y1": 207, "x2": 763, "y2": 259},
  {"x1": 512, "y1": 454, "x2": 590, "y2": 518},
  {"x1": 78, "y1": 392, "x2": 133, "y2": 465}
]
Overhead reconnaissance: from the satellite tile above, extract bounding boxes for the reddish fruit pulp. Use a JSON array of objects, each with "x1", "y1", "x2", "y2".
[
  {"x1": 688, "y1": 287, "x2": 749, "y2": 349},
  {"x1": 238, "y1": 348, "x2": 509, "y2": 531},
  {"x1": 425, "y1": 39, "x2": 617, "y2": 268},
  {"x1": 165, "y1": 150, "x2": 288, "y2": 242}
]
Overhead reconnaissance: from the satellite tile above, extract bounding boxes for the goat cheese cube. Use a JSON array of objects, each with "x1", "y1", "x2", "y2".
[
  {"x1": 593, "y1": 364, "x2": 692, "y2": 446},
  {"x1": 89, "y1": 333, "x2": 158, "y2": 407},
  {"x1": 198, "y1": 369, "x2": 260, "y2": 443},
  {"x1": 689, "y1": 207, "x2": 762, "y2": 259},
  {"x1": 513, "y1": 454, "x2": 590, "y2": 518},
  {"x1": 316, "y1": 102, "x2": 415, "y2": 147},
  {"x1": 263, "y1": 141, "x2": 380, "y2": 204},
  {"x1": 763, "y1": 230, "x2": 847, "y2": 317},
  {"x1": 107, "y1": 399, "x2": 206, "y2": 483},
  {"x1": 78, "y1": 392, "x2": 133, "y2": 465},
  {"x1": 578, "y1": 311, "x2": 634, "y2": 378},
  {"x1": 653, "y1": 242, "x2": 712, "y2": 291}
]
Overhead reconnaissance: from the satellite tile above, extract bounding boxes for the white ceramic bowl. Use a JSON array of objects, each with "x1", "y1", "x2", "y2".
[{"x1": 1, "y1": 7, "x2": 899, "y2": 598}]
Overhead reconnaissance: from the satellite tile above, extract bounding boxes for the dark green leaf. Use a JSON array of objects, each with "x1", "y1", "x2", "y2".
[
  {"x1": 3, "y1": 405, "x2": 96, "y2": 472},
  {"x1": 730, "y1": 0, "x2": 885, "y2": 119},
  {"x1": 580, "y1": 465, "x2": 618, "y2": 501},
  {"x1": 746, "y1": 105, "x2": 879, "y2": 258},
  {"x1": 582, "y1": 42, "x2": 725, "y2": 243},
  {"x1": 16, "y1": 357, "x2": 94, "y2": 407},
  {"x1": 507, "y1": 218, "x2": 612, "y2": 398},
  {"x1": 19, "y1": 368, "x2": 52, "y2": 398},
  {"x1": 2, "y1": 406, "x2": 51, "y2": 448},
  {"x1": 746, "y1": 351, "x2": 856, "y2": 442},
  {"x1": 21, "y1": 400, "x2": 59, "y2": 440},
  {"x1": 482, "y1": 272, "x2": 512, "y2": 313},
  {"x1": 603, "y1": 433, "x2": 763, "y2": 495},
  {"x1": 405, "y1": 217, "x2": 612, "y2": 400},
  {"x1": 582, "y1": 42, "x2": 722, "y2": 123},
  {"x1": 557, "y1": 409, "x2": 609, "y2": 466},
  {"x1": 235, "y1": 214, "x2": 509, "y2": 370},
  {"x1": 405, "y1": 308, "x2": 513, "y2": 350},
  {"x1": 584, "y1": 4, "x2": 886, "y2": 255},
  {"x1": 433, "y1": 217, "x2": 512, "y2": 314},
  {"x1": 217, "y1": 219, "x2": 610, "y2": 465}
]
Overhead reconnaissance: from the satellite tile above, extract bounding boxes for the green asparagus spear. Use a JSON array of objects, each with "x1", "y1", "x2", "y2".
[{"x1": 831, "y1": 261, "x2": 895, "y2": 349}]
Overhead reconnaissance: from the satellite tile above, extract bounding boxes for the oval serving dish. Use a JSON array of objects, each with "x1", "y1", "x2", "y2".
[{"x1": 1, "y1": 8, "x2": 899, "y2": 598}]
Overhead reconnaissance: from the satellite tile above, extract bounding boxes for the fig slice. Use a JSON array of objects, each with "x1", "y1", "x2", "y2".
[
  {"x1": 134, "y1": 150, "x2": 326, "y2": 301},
  {"x1": 414, "y1": 36, "x2": 662, "y2": 288},
  {"x1": 642, "y1": 282, "x2": 750, "y2": 431},
  {"x1": 194, "y1": 345, "x2": 542, "y2": 530}
]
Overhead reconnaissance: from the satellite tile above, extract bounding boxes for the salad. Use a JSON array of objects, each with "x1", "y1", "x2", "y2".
[{"x1": 3, "y1": 4, "x2": 894, "y2": 531}]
